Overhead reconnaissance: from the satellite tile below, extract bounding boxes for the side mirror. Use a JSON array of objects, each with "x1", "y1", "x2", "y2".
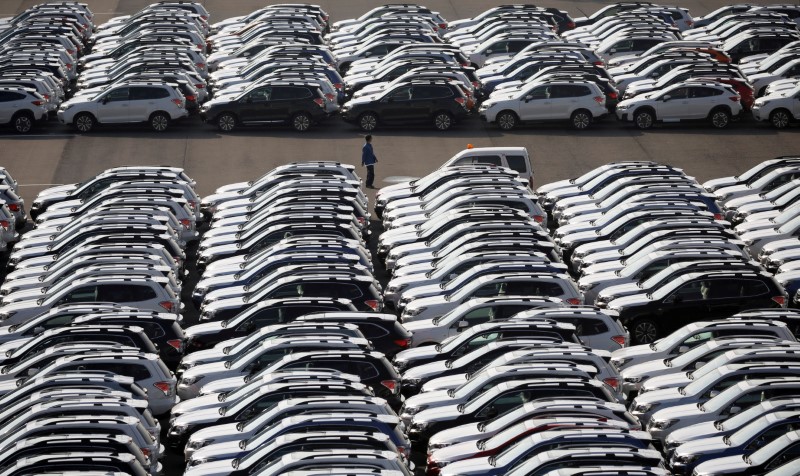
[
  {"x1": 486, "y1": 50, "x2": 493, "y2": 55},
  {"x1": 27, "y1": 368, "x2": 38, "y2": 376},
  {"x1": 458, "y1": 320, "x2": 469, "y2": 328},
  {"x1": 101, "y1": 97, "x2": 110, "y2": 104},
  {"x1": 662, "y1": 95, "x2": 671, "y2": 102},
  {"x1": 664, "y1": 295, "x2": 676, "y2": 304},
  {"x1": 364, "y1": 51, "x2": 372, "y2": 57},
  {"x1": 729, "y1": 406, "x2": 742, "y2": 414},
  {"x1": 246, "y1": 97, "x2": 253, "y2": 103},
  {"x1": 33, "y1": 326, "x2": 45, "y2": 335},
  {"x1": 708, "y1": 389, "x2": 721, "y2": 398},
  {"x1": 609, "y1": 49, "x2": 617, "y2": 54},
  {"x1": 677, "y1": 345, "x2": 690, "y2": 354}
]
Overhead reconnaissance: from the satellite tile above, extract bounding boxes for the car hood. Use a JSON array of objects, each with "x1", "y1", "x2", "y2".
[
  {"x1": 184, "y1": 458, "x2": 237, "y2": 476},
  {"x1": 172, "y1": 406, "x2": 224, "y2": 428},
  {"x1": 395, "y1": 344, "x2": 441, "y2": 364},
  {"x1": 631, "y1": 386, "x2": 683, "y2": 406},
  {"x1": 650, "y1": 402, "x2": 703, "y2": 422},
  {"x1": 702, "y1": 177, "x2": 737, "y2": 191},
  {"x1": 404, "y1": 389, "x2": 453, "y2": 409},
  {"x1": 199, "y1": 375, "x2": 246, "y2": 395},
  {"x1": 414, "y1": 404, "x2": 461, "y2": 425},
  {"x1": 185, "y1": 321, "x2": 224, "y2": 339},
  {"x1": 422, "y1": 373, "x2": 467, "y2": 392},
  {"x1": 640, "y1": 371, "x2": 690, "y2": 392},
  {"x1": 180, "y1": 361, "x2": 229, "y2": 382},
  {"x1": 607, "y1": 294, "x2": 648, "y2": 311},
  {"x1": 403, "y1": 359, "x2": 449, "y2": 380},
  {"x1": 739, "y1": 227, "x2": 779, "y2": 242},
  {"x1": 35, "y1": 184, "x2": 76, "y2": 198},
  {"x1": 172, "y1": 393, "x2": 224, "y2": 417},
  {"x1": 611, "y1": 344, "x2": 652, "y2": 363},
  {"x1": 692, "y1": 454, "x2": 747, "y2": 475},
  {"x1": 621, "y1": 358, "x2": 669, "y2": 381},
  {"x1": 429, "y1": 421, "x2": 483, "y2": 448},
  {"x1": 188, "y1": 440, "x2": 242, "y2": 466},
  {"x1": 667, "y1": 420, "x2": 719, "y2": 446},
  {"x1": 673, "y1": 435, "x2": 728, "y2": 459}
]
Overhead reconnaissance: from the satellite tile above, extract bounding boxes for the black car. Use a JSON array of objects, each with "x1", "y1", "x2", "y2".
[
  {"x1": 297, "y1": 312, "x2": 413, "y2": 358},
  {"x1": 185, "y1": 297, "x2": 359, "y2": 350},
  {"x1": 72, "y1": 312, "x2": 186, "y2": 368},
  {"x1": 201, "y1": 83, "x2": 328, "y2": 132},
  {"x1": 611, "y1": 270, "x2": 789, "y2": 344},
  {"x1": 341, "y1": 80, "x2": 470, "y2": 131},
  {"x1": 266, "y1": 350, "x2": 403, "y2": 408},
  {"x1": 199, "y1": 274, "x2": 383, "y2": 321}
]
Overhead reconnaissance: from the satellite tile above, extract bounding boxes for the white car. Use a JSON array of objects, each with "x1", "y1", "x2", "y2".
[
  {"x1": 752, "y1": 82, "x2": 800, "y2": 128},
  {"x1": 0, "y1": 86, "x2": 48, "y2": 133},
  {"x1": 479, "y1": 80, "x2": 608, "y2": 130},
  {"x1": 616, "y1": 81, "x2": 742, "y2": 129},
  {"x1": 58, "y1": 82, "x2": 188, "y2": 132}
]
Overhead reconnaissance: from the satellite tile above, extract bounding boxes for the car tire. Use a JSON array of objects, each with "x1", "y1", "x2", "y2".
[
  {"x1": 770, "y1": 109, "x2": 792, "y2": 129},
  {"x1": 11, "y1": 112, "x2": 34, "y2": 134},
  {"x1": 709, "y1": 108, "x2": 731, "y2": 129},
  {"x1": 150, "y1": 112, "x2": 170, "y2": 132},
  {"x1": 73, "y1": 112, "x2": 95, "y2": 133},
  {"x1": 358, "y1": 112, "x2": 378, "y2": 131},
  {"x1": 433, "y1": 111, "x2": 453, "y2": 131},
  {"x1": 217, "y1": 113, "x2": 237, "y2": 132},
  {"x1": 631, "y1": 318, "x2": 659, "y2": 345},
  {"x1": 571, "y1": 109, "x2": 592, "y2": 130},
  {"x1": 634, "y1": 109, "x2": 654, "y2": 130},
  {"x1": 496, "y1": 110, "x2": 517, "y2": 130},
  {"x1": 291, "y1": 112, "x2": 312, "y2": 132}
]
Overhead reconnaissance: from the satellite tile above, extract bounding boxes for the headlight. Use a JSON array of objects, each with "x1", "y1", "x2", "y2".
[
  {"x1": 403, "y1": 378, "x2": 421, "y2": 387},
  {"x1": 634, "y1": 402, "x2": 655, "y2": 413},
  {"x1": 193, "y1": 287, "x2": 207, "y2": 296},
  {"x1": 410, "y1": 421, "x2": 430, "y2": 432},
  {"x1": 188, "y1": 439, "x2": 210, "y2": 450},
  {"x1": 650, "y1": 418, "x2": 677, "y2": 430},
  {"x1": 0, "y1": 311, "x2": 16, "y2": 321},
  {"x1": 616, "y1": 103, "x2": 629, "y2": 110},
  {"x1": 675, "y1": 454, "x2": 699, "y2": 465},
  {"x1": 189, "y1": 458, "x2": 206, "y2": 467},
  {"x1": 403, "y1": 405, "x2": 427, "y2": 416},
  {"x1": 406, "y1": 307, "x2": 427, "y2": 317},
  {"x1": 170, "y1": 424, "x2": 188, "y2": 436},
  {"x1": 610, "y1": 357, "x2": 631, "y2": 369},
  {"x1": 624, "y1": 376, "x2": 643, "y2": 384},
  {"x1": 181, "y1": 376, "x2": 202, "y2": 386},
  {"x1": 428, "y1": 441, "x2": 451, "y2": 452},
  {"x1": 579, "y1": 283, "x2": 595, "y2": 292}
]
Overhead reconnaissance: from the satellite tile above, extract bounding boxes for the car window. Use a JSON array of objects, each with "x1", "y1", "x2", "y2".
[
  {"x1": 672, "y1": 280, "x2": 704, "y2": 301},
  {"x1": 705, "y1": 279, "x2": 742, "y2": 299},
  {"x1": 557, "y1": 317, "x2": 609, "y2": 336},
  {"x1": 458, "y1": 307, "x2": 496, "y2": 328},
  {"x1": 245, "y1": 88, "x2": 270, "y2": 102},
  {"x1": 272, "y1": 86, "x2": 312, "y2": 100},
  {"x1": 454, "y1": 155, "x2": 502, "y2": 166},
  {"x1": 130, "y1": 86, "x2": 169, "y2": 100},
  {"x1": 411, "y1": 85, "x2": 452, "y2": 100},
  {"x1": 739, "y1": 280, "x2": 769, "y2": 297},
  {"x1": 527, "y1": 86, "x2": 550, "y2": 100},
  {"x1": 388, "y1": 86, "x2": 412, "y2": 101},
  {"x1": 0, "y1": 91, "x2": 25, "y2": 102},
  {"x1": 270, "y1": 284, "x2": 304, "y2": 298},
  {"x1": 505, "y1": 281, "x2": 564, "y2": 297},
  {"x1": 59, "y1": 285, "x2": 98, "y2": 304},
  {"x1": 134, "y1": 322, "x2": 165, "y2": 339},
  {"x1": 476, "y1": 390, "x2": 532, "y2": 418},
  {"x1": 505, "y1": 156, "x2": 529, "y2": 174},
  {"x1": 765, "y1": 441, "x2": 800, "y2": 470},
  {"x1": 357, "y1": 323, "x2": 388, "y2": 339},
  {"x1": 666, "y1": 87, "x2": 689, "y2": 100},
  {"x1": 104, "y1": 87, "x2": 130, "y2": 102},
  {"x1": 97, "y1": 284, "x2": 157, "y2": 302},
  {"x1": 690, "y1": 87, "x2": 717, "y2": 98}
]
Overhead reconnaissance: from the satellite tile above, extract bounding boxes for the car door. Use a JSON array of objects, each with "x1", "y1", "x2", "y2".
[
  {"x1": 660, "y1": 279, "x2": 708, "y2": 327},
  {"x1": 551, "y1": 84, "x2": 590, "y2": 119},
  {"x1": 237, "y1": 86, "x2": 271, "y2": 123},
  {"x1": 702, "y1": 278, "x2": 747, "y2": 318},
  {"x1": 657, "y1": 86, "x2": 690, "y2": 121},
  {"x1": 410, "y1": 85, "x2": 448, "y2": 123},
  {"x1": 0, "y1": 91, "x2": 22, "y2": 123},
  {"x1": 687, "y1": 86, "x2": 721, "y2": 120},
  {"x1": 517, "y1": 84, "x2": 553, "y2": 121},
  {"x1": 95, "y1": 86, "x2": 130, "y2": 123},
  {"x1": 266, "y1": 86, "x2": 303, "y2": 123},
  {"x1": 55, "y1": 285, "x2": 99, "y2": 305},
  {"x1": 380, "y1": 85, "x2": 413, "y2": 124}
]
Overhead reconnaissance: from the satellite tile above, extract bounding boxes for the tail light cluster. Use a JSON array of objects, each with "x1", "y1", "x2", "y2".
[
  {"x1": 153, "y1": 381, "x2": 173, "y2": 396},
  {"x1": 313, "y1": 97, "x2": 325, "y2": 108}
]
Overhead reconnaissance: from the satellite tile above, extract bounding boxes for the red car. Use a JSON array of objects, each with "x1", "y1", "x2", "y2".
[{"x1": 688, "y1": 76, "x2": 755, "y2": 110}]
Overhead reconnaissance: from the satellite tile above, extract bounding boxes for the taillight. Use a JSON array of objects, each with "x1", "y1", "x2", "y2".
[
  {"x1": 180, "y1": 219, "x2": 191, "y2": 229},
  {"x1": 611, "y1": 335, "x2": 627, "y2": 347},
  {"x1": 313, "y1": 97, "x2": 325, "y2": 108},
  {"x1": 566, "y1": 298, "x2": 581, "y2": 305},
  {"x1": 714, "y1": 213, "x2": 724, "y2": 220},
  {"x1": 608, "y1": 92, "x2": 618, "y2": 99},
  {"x1": 472, "y1": 80, "x2": 481, "y2": 88},
  {"x1": 460, "y1": 62, "x2": 470, "y2": 67},
  {"x1": 67, "y1": 49, "x2": 75, "y2": 55},
  {"x1": 0, "y1": 220, "x2": 8, "y2": 230},
  {"x1": 567, "y1": 21, "x2": 576, "y2": 29},
  {"x1": 166, "y1": 339, "x2": 184, "y2": 351},
  {"x1": 455, "y1": 97, "x2": 466, "y2": 108},
  {"x1": 593, "y1": 60, "x2": 605, "y2": 66},
  {"x1": 686, "y1": 20, "x2": 694, "y2": 27},
  {"x1": 593, "y1": 96, "x2": 604, "y2": 104},
  {"x1": 43, "y1": 94, "x2": 50, "y2": 100},
  {"x1": 153, "y1": 381, "x2": 172, "y2": 396},
  {"x1": 381, "y1": 379, "x2": 399, "y2": 394},
  {"x1": 195, "y1": 83, "x2": 206, "y2": 89},
  {"x1": 334, "y1": 82, "x2": 343, "y2": 90},
  {"x1": 365, "y1": 299, "x2": 380, "y2": 311},
  {"x1": 196, "y1": 62, "x2": 205, "y2": 69},
  {"x1": 357, "y1": 216, "x2": 365, "y2": 224},
  {"x1": 7, "y1": 204, "x2": 19, "y2": 212},
  {"x1": 325, "y1": 93, "x2": 336, "y2": 101},
  {"x1": 773, "y1": 296, "x2": 787, "y2": 306},
  {"x1": 159, "y1": 301, "x2": 175, "y2": 311},
  {"x1": 140, "y1": 447, "x2": 151, "y2": 459},
  {"x1": 66, "y1": 63, "x2": 73, "y2": 69},
  {"x1": 394, "y1": 338, "x2": 411, "y2": 348},
  {"x1": 532, "y1": 214, "x2": 545, "y2": 223},
  {"x1": 172, "y1": 98, "x2": 184, "y2": 108},
  {"x1": 188, "y1": 200, "x2": 197, "y2": 209},
  {"x1": 185, "y1": 95, "x2": 196, "y2": 101},
  {"x1": 31, "y1": 100, "x2": 44, "y2": 106},
  {"x1": 729, "y1": 96, "x2": 740, "y2": 102},
  {"x1": 603, "y1": 377, "x2": 620, "y2": 391}
]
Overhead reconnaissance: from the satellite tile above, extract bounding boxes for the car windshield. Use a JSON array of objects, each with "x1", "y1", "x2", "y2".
[
  {"x1": 652, "y1": 324, "x2": 700, "y2": 351},
  {"x1": 651, "y1": 274, "x2": 693, "y2": 300},
  {"x1": 748, "y1": 432, "x2": 799, "y2": 465},
  {"x1": 728, "y1": 414, "x2": 787, "y2": 446},
  {"x1": 701, "y1": 382, "x2": 748, "y2": 412}
]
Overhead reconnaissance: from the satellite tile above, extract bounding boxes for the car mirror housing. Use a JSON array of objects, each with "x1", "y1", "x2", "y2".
[{"x1": 662, "y1": 95, "x2": 671, "y2": 102}]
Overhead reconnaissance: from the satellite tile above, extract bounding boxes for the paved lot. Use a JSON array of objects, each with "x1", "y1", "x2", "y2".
[{"x1": 0, "y1": 0, "x2": 799, "y2": 205}]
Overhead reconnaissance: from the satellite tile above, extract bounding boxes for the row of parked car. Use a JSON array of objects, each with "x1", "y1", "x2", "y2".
[
  {"x1": 0, "y1": 165, "x2": 205, "y2": 474},
  {"x1": 613, "y1": 310, "x2": 800, "y2": 476},
  {"x1": 539, "y1": 159, "x2": 794, "y2": 344},
  {"x1": 7, "y1": 2, "x2": 800, "y2": 134}
]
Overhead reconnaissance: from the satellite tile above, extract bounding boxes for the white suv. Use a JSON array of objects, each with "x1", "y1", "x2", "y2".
[
  {"x1": 479, "y1": 80, "x2": 608, "y2": 130},
  {"x1": 616, "y1": 81, "x2": 742, "y2": 129},
  {"x1": 0, "y1": 87, "x2": 48, "y2": 134},
  {"x1": 58, "y1": 82, "x2": 188, "y2": 133},
  {"x1": 752, "y1": 82, "x2": 800, "y2": 128}
]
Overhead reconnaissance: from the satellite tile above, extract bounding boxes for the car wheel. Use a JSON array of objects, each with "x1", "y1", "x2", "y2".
[
  {"x1": 291, "y1": 112, "x2": 312, "y2": 132},
  {"x1": 710, "y1": 108, "x2": 731, "y2": 129},
  {"x1": 150, "y1": 112, "x2": 170, "y2": 132},
  {"x1": 631, "y1": 318, "x2": 659, "y2": 345},
  {"x1": 11, "y1": 112, "x2": 34, "y2": 134},
  {"x1": 73, "y1": 112, "x2": 95, "y2": 133},
  {"x1": 496, "y1": 110, "x2": 517, "y2": 130},
  {"x1": 217, "y1": 113, "x2": 237, "y2": 132},
  {"x1": 771, "y1": 109, "x2": 792, "y2": 129},
  {"x1": 571, "y1": 109, "x2": 592, "y2": 130},
  {"x1": 433, "y1": 111, "x2": 453, "y2": 131},
  {"x1": 358, "y1": 112, "x2": 378, "y2": 131},
  {"x1": 634, "y1": 110, "x2": 654, "y2": 129}
]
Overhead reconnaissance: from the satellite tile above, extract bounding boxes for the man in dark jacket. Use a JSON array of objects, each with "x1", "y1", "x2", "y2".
[{"x1": 362, "y1": 134, "x2": 378, "y2": 188}]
